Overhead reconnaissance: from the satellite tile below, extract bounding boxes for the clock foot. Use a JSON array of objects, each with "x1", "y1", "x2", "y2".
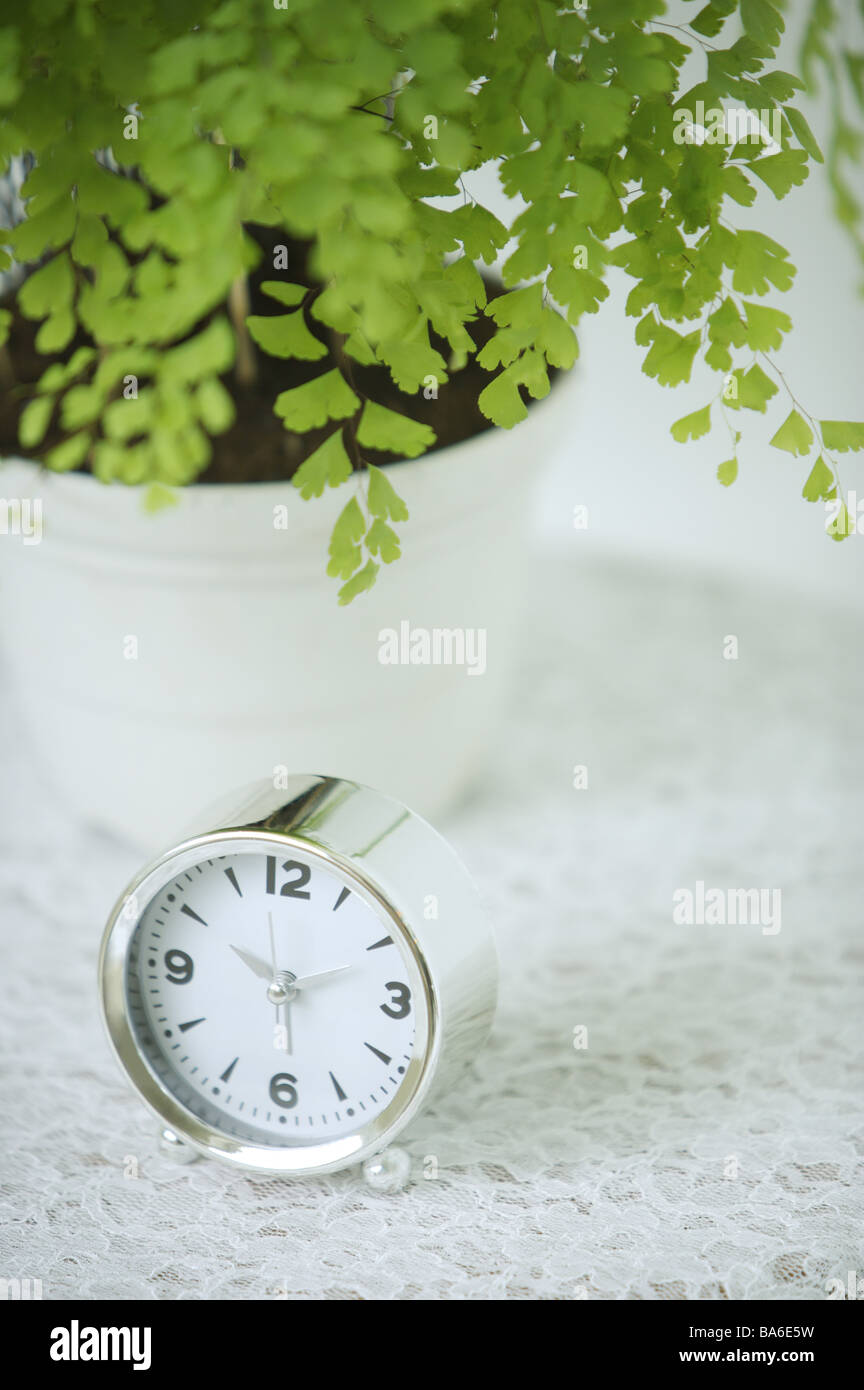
[
  {"x1": 362, "y1": 1146, "x2": 411, "y2": 1192},
  {"x1": 158, "y1": 1127, "x2": 201, "y2": 1164}
]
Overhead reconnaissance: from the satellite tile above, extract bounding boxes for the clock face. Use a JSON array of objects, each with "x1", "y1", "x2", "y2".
[{"x1": 120, "y1": 840, "x2": 430, "y2": 1155}]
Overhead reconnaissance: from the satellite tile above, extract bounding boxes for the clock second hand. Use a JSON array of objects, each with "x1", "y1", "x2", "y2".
[{"x1": 266, "y1": 911, "x2": 292, "y2": 1055}]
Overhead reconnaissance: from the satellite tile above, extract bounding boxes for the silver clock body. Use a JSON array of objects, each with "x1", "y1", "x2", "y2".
[{"x1": 99, "y1": 774, "x2": 497, "y2": 1177}]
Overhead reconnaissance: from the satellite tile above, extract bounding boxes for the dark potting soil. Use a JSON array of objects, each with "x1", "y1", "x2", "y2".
[{"x1": 0, "y1": 226, "x2": 552, "y2": 485}]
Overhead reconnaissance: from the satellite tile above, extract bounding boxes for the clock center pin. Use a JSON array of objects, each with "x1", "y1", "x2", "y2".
[{"x1": 267, "y1": 971, "x2": 297, "y2": 1005}]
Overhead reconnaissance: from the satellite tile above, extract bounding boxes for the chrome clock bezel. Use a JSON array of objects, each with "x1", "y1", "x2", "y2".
[{"x1": 99, "y1": 829, "x2": 439, "y2": 1177}]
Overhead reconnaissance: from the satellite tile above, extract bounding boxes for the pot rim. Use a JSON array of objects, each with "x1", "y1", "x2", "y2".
[{"x1": 0, "y1": 364, "x2": 575, "y2": 501}]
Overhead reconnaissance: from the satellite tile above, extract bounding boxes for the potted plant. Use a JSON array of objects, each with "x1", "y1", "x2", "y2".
[{"x1": 1, "y1": 0, "x2": 862, "y2": 848}]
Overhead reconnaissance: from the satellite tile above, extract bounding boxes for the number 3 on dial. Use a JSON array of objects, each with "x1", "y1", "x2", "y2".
[{"x1": 381, "y1": 982, "x2": 411, "y2": 1019}]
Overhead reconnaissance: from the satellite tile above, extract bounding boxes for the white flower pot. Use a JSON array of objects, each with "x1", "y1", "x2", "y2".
[{"x1": 0, "y1": 381, "x2": 571, "y2": 853}]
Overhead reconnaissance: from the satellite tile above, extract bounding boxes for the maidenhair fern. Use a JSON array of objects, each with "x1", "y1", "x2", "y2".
[{"x1": 1, "y1": 0, "x2": 862, "y2": 601}]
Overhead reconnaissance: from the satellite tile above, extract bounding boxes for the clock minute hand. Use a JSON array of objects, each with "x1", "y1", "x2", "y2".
[{"x1": 290, "y1": 965, "x2": 351, "y2": 990}]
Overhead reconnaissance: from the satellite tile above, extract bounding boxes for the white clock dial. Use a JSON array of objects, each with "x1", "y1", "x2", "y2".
[{"x1": 125, "y1": 847, "x2": 422, "y2": 1147}]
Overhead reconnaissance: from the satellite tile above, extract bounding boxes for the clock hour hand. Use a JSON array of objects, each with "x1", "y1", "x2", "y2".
[{"x1": 229, "y1": 944, "x2": 273, "y2": 982}]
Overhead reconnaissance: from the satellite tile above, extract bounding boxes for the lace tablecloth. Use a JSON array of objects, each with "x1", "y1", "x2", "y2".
[{"x1": 1, "y1": 550, "x2": 861, "y2": 1301}]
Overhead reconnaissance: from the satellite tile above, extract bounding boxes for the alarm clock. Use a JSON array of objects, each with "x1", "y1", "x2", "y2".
[{"x1": 99, "y1": 774, "x2": 497, "y2": 1185}]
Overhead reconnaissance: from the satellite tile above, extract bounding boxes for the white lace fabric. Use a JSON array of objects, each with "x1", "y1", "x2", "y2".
[{"x1": 0, "y1": 552, "x2": 861, "y2": 1300}]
